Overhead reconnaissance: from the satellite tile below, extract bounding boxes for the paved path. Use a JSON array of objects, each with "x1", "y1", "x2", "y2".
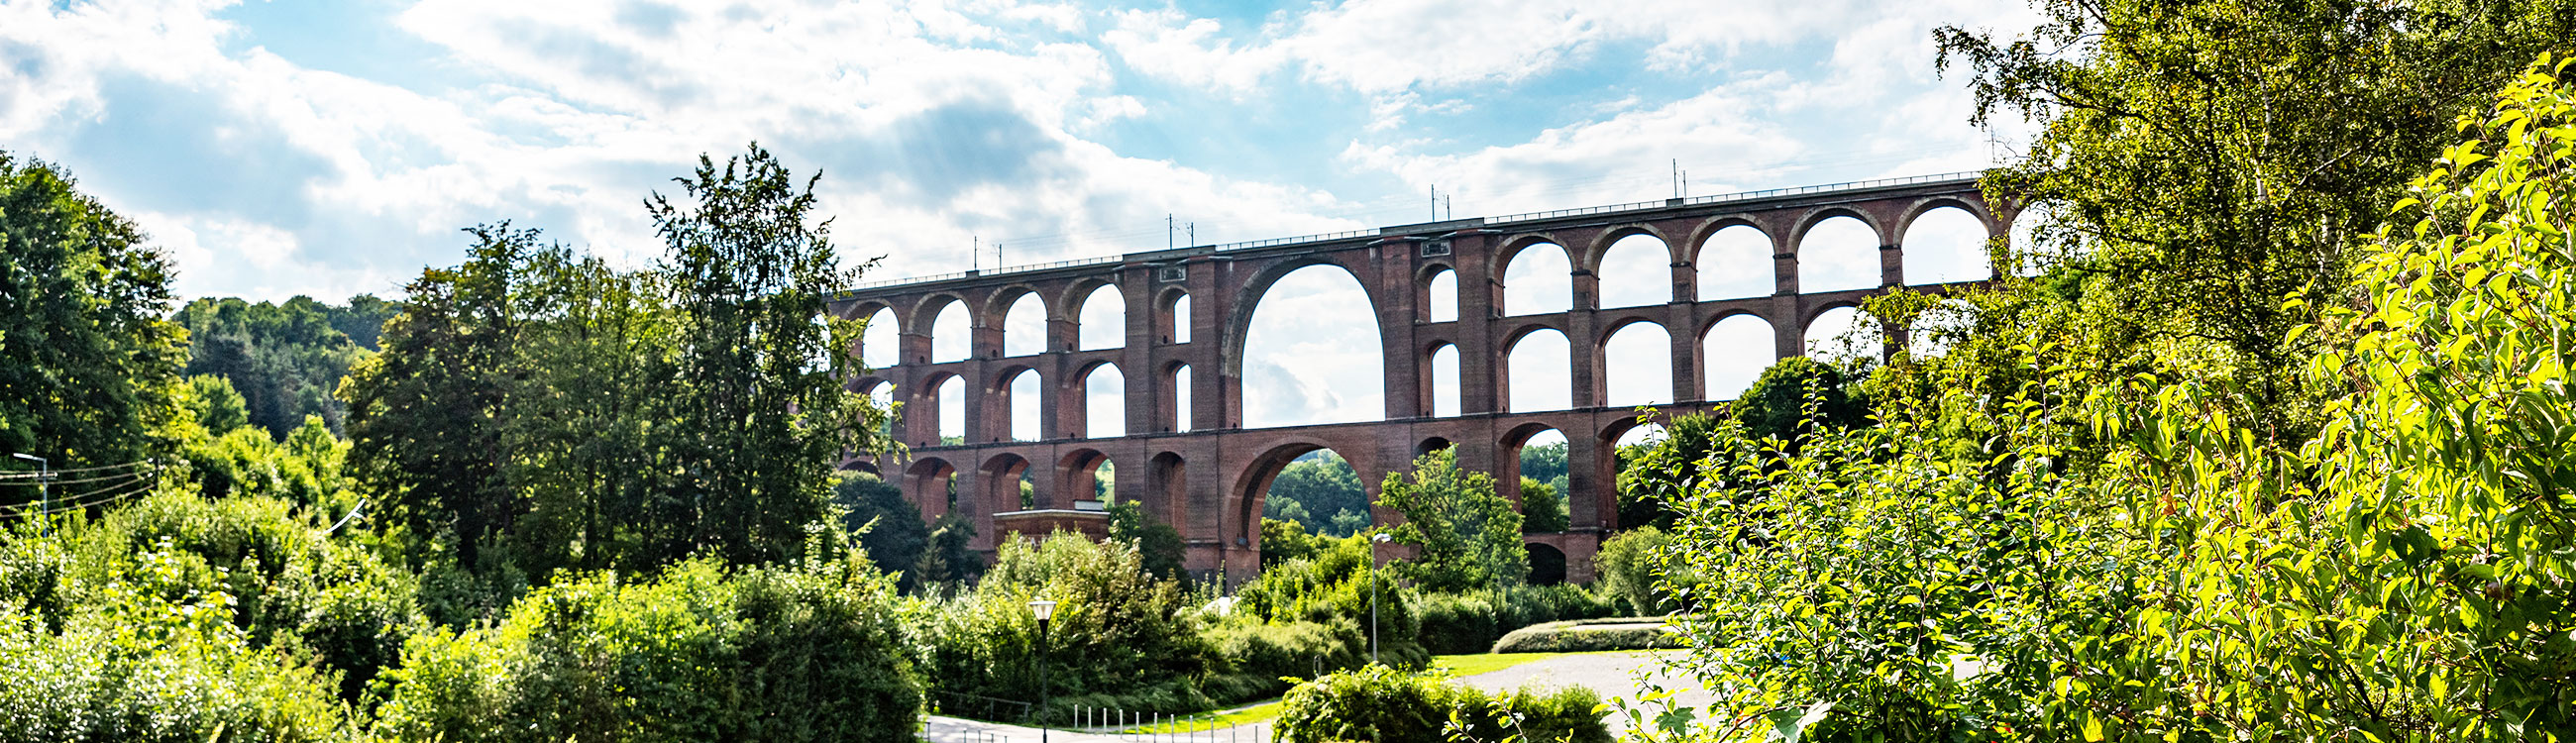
[
  {"x1": 1450, "y1": 650, "x2": 1717, "y2": 712},
  {"x1": 922, "y1": 714, "x2": 1277, "y2": 743}
]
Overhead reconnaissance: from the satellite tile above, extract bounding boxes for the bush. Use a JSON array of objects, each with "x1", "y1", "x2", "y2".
[
  {"x1": 1411, "y1": 584, "x2": 1617, "y2": 656},
  {"x1": 0, "y1": 534, "x2": 350, "y2": 742},
  {"x1": 372, "y1": 554, "x2": 920, "y2": 742},
  {"x1": 1593, "y1": 526, "x2": 1695, "y2": 616},
  {"x1": 1490, "y1": 619, "x2": 1679, "y2": 654},
  {"x1": 1273, "y1": 665, "x2": 1608, "y2": 743},
  {"x1": 907, "y1": 532, "x2": 1218, "y2": 719}
]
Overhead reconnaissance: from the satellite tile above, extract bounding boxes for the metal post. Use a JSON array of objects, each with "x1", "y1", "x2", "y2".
[{"x1": 1037, "y1": 616, "x2": 1050, "y2": 743}]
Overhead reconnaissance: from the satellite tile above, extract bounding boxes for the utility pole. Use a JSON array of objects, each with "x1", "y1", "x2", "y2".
[
  {"x1": 1430, "y1": 184, "x2": 1439, "y2": 221},
  {"x1": 972, "y1": 236, "x2": 979, "y2": 272},
  {"x1": 1167, "y1": 214, "x2": 1176, "y2": 250}
]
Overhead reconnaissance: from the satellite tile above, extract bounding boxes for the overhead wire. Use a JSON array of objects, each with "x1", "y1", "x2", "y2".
[{"x1": 0, "y1": 459, "x2": 149, "y2": 479}]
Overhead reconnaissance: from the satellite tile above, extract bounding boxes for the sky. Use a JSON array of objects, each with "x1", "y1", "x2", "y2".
[{"x1": 1, "y1": 0, "x2": 2040, "y2": 430}]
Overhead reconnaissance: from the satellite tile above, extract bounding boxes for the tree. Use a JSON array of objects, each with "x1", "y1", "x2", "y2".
[
  {"x1": 0, "y1": 153, "x2": 187, "y2": 479},
  {"x1": 1729, "y1": 357, "x2": 1869, "y2": 446},
  {"x1": 654, "y1": 143, "x2": 890, "y2": 566},
  {"x1": 340, "y1": 225, "x2": 526, "y2": 570},
  {"x1": 174, "y1": 295, "x2": 370, "y2": 437},
  {"x1": 1375, "y1": 448, "x2": 1525, "y2": 592},
  {"x1": 1108, "y1": 499, "x2": 1187, "y2": 581},
  {"x1": 180, "y1": 374, "x2": 249, "y2": 437},
  {"x1": 1935, "y1": 0, "x2": 2576, "y2": 438},
  {"x1": 832, "y1": 473, "x2": 928, "y2": 591},
  {"x1": 1518, "y1": 477, "x2": 1568, "y2": 533},
  {"x1": 1264, "y1": 451, "x2": 1369, "y2": 538},
  {"x1": 913, "y1": 514, "x2": 984, "y2": 588}
]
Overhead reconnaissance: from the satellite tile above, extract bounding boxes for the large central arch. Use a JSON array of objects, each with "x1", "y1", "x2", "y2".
[{"x1": 831, "y1": 173, "x2": 2006, "y2": 584}]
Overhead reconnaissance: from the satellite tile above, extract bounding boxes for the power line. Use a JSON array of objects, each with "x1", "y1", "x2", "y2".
[{"x1": 0, "y1": 459, "x2": 148, "y2": 479}]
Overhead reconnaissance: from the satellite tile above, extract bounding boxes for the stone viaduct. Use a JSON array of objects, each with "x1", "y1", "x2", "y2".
[{"x1": 827, "y1": 172, "x2": 2011, "y2": 585}]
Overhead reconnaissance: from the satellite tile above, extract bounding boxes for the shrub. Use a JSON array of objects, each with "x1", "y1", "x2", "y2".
[
  {"x1": 1593, "y1": 526, "x2": 1693, "y2": 615},
  {"x1": 0, "y1": 540, "x2": 349, "y2": 742},
  {"x1": 908, "y1": 532, "x2": 1218, "y2": 718},
  {"x1": 1411, "y1": 584, "x2": 1617, "y2": 656},
  {"x1": 1273, "y1": 665, "x2": 1608, "y2": 743},
  {"x1": 1490, "y1": 619, "x2": 1679, "y2": 654},
  {"x1": 1378, "y1": 449, "x2": 1525, "y2": 592},
  {"x1": 372, "y1": 553, "x2": 920, "y2": 742}
]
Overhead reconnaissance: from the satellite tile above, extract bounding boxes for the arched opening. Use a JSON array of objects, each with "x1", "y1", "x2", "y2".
[
  {"x1": 1260, "y1": 448, "x2": 1369, "y2": 538},
  {"x1": 1806, "y1": 306, "x2": 1884, "y2": 365},
  {"x1": 1510, "y1": 427, "x2": 1570, "y2": 532},
  {"x1": 930, "y1": 301, "x2": 971, "y2": 363},
  {"x1": 1416, "y1": 437, "x2": 1453, "y2": 457},
  {"x1": 1601, "y1": 322, "x2": 1673, "y2": 407},
  {"x1": 1429, "y1": 343, "x2": 1461, "y2": 417},
  {"x1": 906, "y1": 458, "x2": 958, "y2": 519},
  {"x1": 1502, "y1": 243, "x2": 1573, "y2": 315},
  {"x1": 862, "y1": 380, "x2": 897, "y2": 441},
  {"x1": 1149, "y1": 453, "x2": 1187, "y2": 522},
  {"x1": 860, "y1": 307, "x2": 899, "y2": 369},
  {"x1": 1908, "y1": 299, "x2": 1977, "y2": 359},
  {"x1": 1078, "y1": 284, "x2": 1126, "y2": 351},
  {"x1": 1083, "y1": 363, "x2": 1126, "y2": 439},
  {"x1": 1525, "y1": 543, "x2": 1568, "y2": 585},
  {"x1": 983, "y1": 454, "x2": 1035, "y2": 513},
  {"x1": 1695, "y1": 225, "x2": 1773, "y2": 300},
  {"x1": 1006, "y1": 370, "x2": 1040, "y2": 441},
  {"x1": 1424, "y1": 267, "x2": 1457, "y2": 323},
  {"x1": 1613, "y1": 421, "x2": 1668, "y2": 449},
  {"x1": 1242, "y1": 264, "x2": 1385, "y2": 428},
  {"x1": 1798, "y1": 215, "x2": 1880, "y2": 292},
  {"x1": 935, "y1": 375, "x2": 965, "y2": 444},
  {"x1": 1003, "y1": 293, "x2": 1046, "y2": 357},
  {"x1": 1702, "y1": 315, "x2": 1775, "y2": 400},
  {"x1": 1903, "y1": 206, "x2": 1991, "y2": 285},
  {"x1": 1596, "y1": 234, "x2": 1671, "y2": 308},
  {"x1": 1061, "y1": 451, "x2": 1114, "y2": 505},
  {"x1": 1163, "y1": 291, "x2": 1192, "y2": 345},
  {"x1": 1167, "y1": 364, "x2": 1194, "y2": 433},
  {"x1": 1506, "y1": 328, "x2": 1572, "y2": 412}
]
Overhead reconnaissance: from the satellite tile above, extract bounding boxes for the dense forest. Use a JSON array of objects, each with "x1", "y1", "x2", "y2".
[{"x1": 4, "y1": 0, "x2": 2576, "y2": 740}]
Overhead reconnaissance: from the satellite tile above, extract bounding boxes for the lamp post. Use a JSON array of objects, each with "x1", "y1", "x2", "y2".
[
  {"x1": 1370, "y1": 532, "x2": 1392, "y2": 666},
  {"x1": 1027, "y1": 597, "x2": 1057, "y2": 741},
  {"x1": 12, "y1": 454, "x2": 46, "y2": 537}
]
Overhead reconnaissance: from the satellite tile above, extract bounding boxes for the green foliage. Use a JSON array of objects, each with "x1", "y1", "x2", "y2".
[
  {"x1": 1226, "y1": 532, "x2": 1427, "y2": 689},
  {"x1": 1592, "y1": 526, "x2": 1694, "y2": 616},
  {"x1": 1517, "y1": 477, "x2": 1568, "y2": 533},
  {"x1": 909, "y1": 532, "x2": 1218, "y2": 717},
  {"x1": 371, "y1": 553, "x2": 920, "y2": 742},
  {"x1": 1729, "y1": 357, "x2": 1868, "y2": 446},
  {"x1": 1409, "y1": 584, "x2": 1616, "y2": 656},
  {"x1": 0, "y1": 152, "x2": 187, "y2": 479},
  {"x1": 831, "y1": 473, "x2": 927, "y2": 591},
  {"x1": 1615, "y1": 413, "x2": 1726, "y2": 531},
  {"x1": 1934, "y1": 0, "x2": 2576, "y2": 436},
  {"x1": 1273, "y1": 665, "x2": 1610, "y2": 743},
  {"x1": 1108, "y1": 500, "x2": 1188, "y2": 580},
  {"x1": 1378, "y1": 449, "x2": 1526, "y2": 592},
  {"x1": 1265, "y1": 450, "x2": 1369, "y2": 537},
  {"x1": 173, "y1": 295, "x2": 380, "y2": 438},
  {"x1": 913, "y1": 514, "x2": 984, "y2": 588},
  {"x1": 342, "y1": 145, "x2": 895, "y2": 576},
  {"x1": 1648, "y1": 57, "x2": 2576, "y2": 743},
  {"x1": 183, "y1": 374, "x2": 251, "y2": 436},
  {"x1": 1259, "y1": 516, "x2": 1332, "y2": 570},
  {"x1": 1490, "y1": 620, "x2": 1679, "y2": 654}
]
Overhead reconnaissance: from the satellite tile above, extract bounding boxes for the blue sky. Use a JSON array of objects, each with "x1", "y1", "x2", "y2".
[{"x1": 2, "y1": 0, "x2": 2035, "y2": 426}]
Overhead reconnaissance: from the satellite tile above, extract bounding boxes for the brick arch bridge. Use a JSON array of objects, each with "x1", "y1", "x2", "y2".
[{"x1": 828, "y1": 173, "x2": 2011, "y2": 584}]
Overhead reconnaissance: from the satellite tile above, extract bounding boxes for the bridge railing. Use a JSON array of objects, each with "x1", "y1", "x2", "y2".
[{"x1": 840, "y1": 170, "x2": 1987, "y2": 294}]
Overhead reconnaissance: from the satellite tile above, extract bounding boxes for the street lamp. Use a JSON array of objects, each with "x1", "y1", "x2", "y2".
[
  {"x1": 1370, "y1": 532, "x2": 1392, "y2": 666},
  {"x1": 11, "y1": 454, "x2": 45, "y2": 537},
  {"x1": 1027, "y1": 597, "x2": 1058, "y2": 741}
]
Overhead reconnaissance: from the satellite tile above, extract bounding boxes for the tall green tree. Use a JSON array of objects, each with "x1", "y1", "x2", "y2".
[
  {"x1": 653, "y1": 144, "x2": 887, "y2": 566},
  {"x1": 0, "y1": 153, "x2": 187, "y2": 478},
  {"x1": 1935, "y1": 0, "x2": 2576, "y2": 437},
  {"x1": 340, "y1": 225, "x2": 527, "y2": 570},
  {"x1": 1376, "y1": 448, "x2": 1525, "y2": 592},
  {"x1": 499, "y1": 245, "x2": 681, "y2": 575},
  {"x1": 173, "y1": 295, "x2": 371, "y2": 437}
]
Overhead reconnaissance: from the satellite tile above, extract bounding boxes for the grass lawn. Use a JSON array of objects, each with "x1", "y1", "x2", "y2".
[{"x1": 1121, "y1": 699, "x2": 1285, "y2": 731}]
